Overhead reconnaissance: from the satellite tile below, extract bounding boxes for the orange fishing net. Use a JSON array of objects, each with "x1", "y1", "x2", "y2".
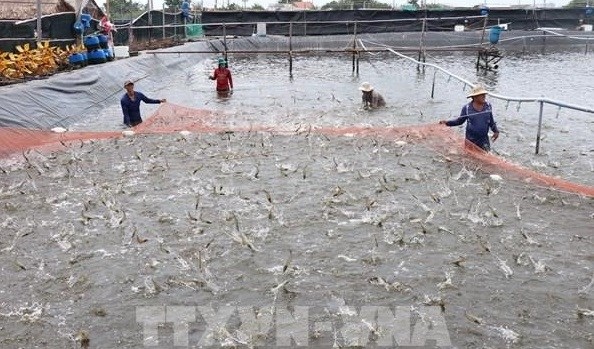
[{"x1": 1, "y1": 103, "x2": 593, "y2": 198}]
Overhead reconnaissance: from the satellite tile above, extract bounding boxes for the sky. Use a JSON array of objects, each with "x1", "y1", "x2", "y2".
[{"x1": 95, "y1": 0, "x2": 572, "y2": 11}]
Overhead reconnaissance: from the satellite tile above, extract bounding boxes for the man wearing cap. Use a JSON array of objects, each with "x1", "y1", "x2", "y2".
[
  {"x1": 359, "y1": 82, "x2": 385, "y2": 109},
  {"x1": 209, "y1": 58, "x2": 233, "y2": 95},
  {"x1": 120, "y1": 80, "x2": 166, "y2": 127},
  {"x1": 439, "y1": 85, "x2": 499, "y2": 151}
]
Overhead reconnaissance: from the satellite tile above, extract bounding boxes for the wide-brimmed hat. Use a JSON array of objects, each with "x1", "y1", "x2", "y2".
[
  {"x1": 467, "y1": 85, "x2": 488, "y2": 98},
  {"x1": 123, "y1": 80, "x2": 134, "y2": 87},
  {"x1": 359, "y1": 82, "x2": 373, "y2": 92}
]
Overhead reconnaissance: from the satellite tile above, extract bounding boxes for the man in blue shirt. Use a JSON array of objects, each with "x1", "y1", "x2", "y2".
[
  {"x1": 439, "y1": 85, "x2": 499, "y2": 151},
  {"x1": 120, "y1": 80, "x2": 166, "y2": 127}
]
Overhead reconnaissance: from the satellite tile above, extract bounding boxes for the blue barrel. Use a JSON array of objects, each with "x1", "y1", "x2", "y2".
[
  {"x1": 80, "y1": 52, "x2": 88, "y2": 66},
  {"x1": 68, "y1": 53, "x2": 85, "y2": 67},
  {"x1": 73, "y1": 21, "x2": 84, "y2": 35},
  {"x1": 489, "y1": 26, "x2": 502, "y2": 45},
  {"x1": 103, "y1": 48, "x2": 114, "y2": 61},
  {"x1": 480, "y1": 6, "x2": 489, "y2": 16},
  {"x1": 98, "y1": 34, "x2": 109, "y2": 49},
  {"x1": 80, "y1": 13, "x2": 92, "y2": 28},
  {"x1": 84, "y1": 36, "x2": 100, "y2": 51},
  {"x1": 88, "y1": 49, "x2": 107, "y2": 64}
]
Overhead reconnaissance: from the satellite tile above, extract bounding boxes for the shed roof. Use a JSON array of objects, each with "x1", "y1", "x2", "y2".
[{"x1": 0, "y1": 0, "x2": 104, "y2": 20}]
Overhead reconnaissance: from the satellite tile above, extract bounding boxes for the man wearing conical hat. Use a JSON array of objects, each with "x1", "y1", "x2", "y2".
[
  {"x1": 439, "y1": 84, "x2": 500, "y2": 151},
  {"x1": 359, "y1": 82, "x2": 386, "y2": 109},
  {"x1": 209, "y1": 57, "x2": 233, "y2": 96}
]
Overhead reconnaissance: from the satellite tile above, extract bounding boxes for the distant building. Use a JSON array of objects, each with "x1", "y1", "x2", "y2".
[{"x1": 267, "y1": 0, "x2": 314, "y2": 11}]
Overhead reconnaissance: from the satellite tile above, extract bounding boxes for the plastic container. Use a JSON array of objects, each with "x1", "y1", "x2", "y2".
[
  {"x1": 88, "y1": 49, "x2": 107, "y2": 64},
  {"x1": 98, "y1": 34, "x2": 109, "y2": 49},
  {"x1": 68, "y1": 53, "x2": 85, "y2": 67},
  {"x1": 103, "y1": 48, "x2": 114, "y2": 61},
  {"x1": 80, "y1": 52, "x2": 88, "y2": 66},
  {"x1": 489, "y1": 26, "x2": 502, "y2": 45},
  {"x1": 80, "y1": 13, "x2": 92, "y2": 28},
  {"x1": 84, "y1": 36, "x2": 100, "y2": 51},
  {"x1": 73, "y1": 21, "x2": 84, "y2": 35}
]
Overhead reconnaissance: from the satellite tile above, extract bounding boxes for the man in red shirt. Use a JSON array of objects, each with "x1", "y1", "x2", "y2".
[{"x1": 209, "y1": 58, "x2": 233, "y2": 95}]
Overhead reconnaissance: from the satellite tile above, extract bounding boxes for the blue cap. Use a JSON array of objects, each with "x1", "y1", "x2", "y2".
[{"x1": 218, "y1": 58, "x2": 226, "y2": 64}]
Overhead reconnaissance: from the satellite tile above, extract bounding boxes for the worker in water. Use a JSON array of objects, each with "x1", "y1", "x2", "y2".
[
  {"x1": 209, "y1": 58, "x2": 233, "y2": 96},
  {"x1": 439, "y1": 84, "x2": 500, "y2": 151},
  {"x1": 120, "y1": 80, "x2": 166, "y2": 127},
  {"x1": 359, "y1": 82, "x2": 385, "y2": 109}
]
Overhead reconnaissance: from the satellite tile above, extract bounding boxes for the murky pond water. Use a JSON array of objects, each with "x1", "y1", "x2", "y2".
[{"x1": 1, "y1": 42, "x2": 593, "y2": 348}]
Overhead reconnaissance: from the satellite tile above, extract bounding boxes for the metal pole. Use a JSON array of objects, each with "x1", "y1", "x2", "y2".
[
  {"x1": 535, "y1": 100, "x2": 544, "y2": 154},
  {"x1": 106, "y1": 0, "x2": 110, "y2": 18},
  {"x1": 163, "y1": 4, "x2": 166, "y2": 40},
  {"x1": 36, "y1": 0, "x2": 42, "y2": 43}
]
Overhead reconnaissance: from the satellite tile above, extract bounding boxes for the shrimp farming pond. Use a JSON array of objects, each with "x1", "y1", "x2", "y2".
[{"x1": 0, "y1": 42, "x2": 593, "y2": 348}]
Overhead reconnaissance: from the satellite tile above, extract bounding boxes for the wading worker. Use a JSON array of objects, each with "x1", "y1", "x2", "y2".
[
  {"x1": 209, "y1": 58, "x2": 233, "y2": 95},
  {"x1": 359, "y1": 82, "x2": 385, "y2": 109},
  {"x1": 120, "y1": 80, "x2": 166, "y2": 127},
  {"x1": 439, "y1": 85, "x2": 499, "y2": 151}
]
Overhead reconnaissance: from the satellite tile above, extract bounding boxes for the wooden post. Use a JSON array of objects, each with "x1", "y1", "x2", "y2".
[
  {"x1": 289, "y1": 22, "x2": 293, "y2": 78},
  {"x1": 36, "y1": 0, "x2": 42, "y2": 43},
  {"x1": 223, "y1": 24, "x2": 227, "y2": 62},
  {"x1": 431, "y1": 69, "x2": 437, "y2": 98},
  {"x1": 535, "y1": 100, "x2": 544, "y2": 154},
  {"x1": 417, "y1": 18, "x2": 426, "y2": 71},
  {"x1": 352, "y1": 21, "x2": 357, "y2": 75},
  {"x1": 476, "y1": 16, "x2": 488, "y2": 70}
]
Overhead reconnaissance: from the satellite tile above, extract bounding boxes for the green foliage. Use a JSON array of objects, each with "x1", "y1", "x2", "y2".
[
  {"x1": 251, "y1": 4, "x2": 265, "y2": 10},
  {"x1": 407, "y1": 0, "x2": 419, "y2": 8},
  {"x1": 164, "y1": 0, "x2": 184, "y2": 9},
  {"x1": 222, "y1": 3, "x2": 242, "y2": 10},
  {"x1": 565, "y1": 0, "x2": 590, "y2": 7},
  {"x1": 104, "y1": 0, "x2": 146, "y2": 20},
  {"x1": 321, "y1": 0, "x2": 391, "y2": 10}
]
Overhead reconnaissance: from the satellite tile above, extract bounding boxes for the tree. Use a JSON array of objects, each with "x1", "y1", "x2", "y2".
[
  {"x1": 104, "y1": 0, "x2": 146, "y2": 20},
  {"x1": 407, "y1": 0, "x2": 419, "y2": 9},
  {"x1": 321, "y1": 0, "x2": 390, "y2": 10},
  {"x1": 565, "y1": 0, "x2": 590, "y2": 7},
  {"x1": 164, "y1": 0, "x2": 184, "y2": 9},
  {"x1": 251, "y1": 4, "x2": 265, "y2": 10},
  {"x1": 222, "y1": 3, "x2": 242, "y2": 10}
]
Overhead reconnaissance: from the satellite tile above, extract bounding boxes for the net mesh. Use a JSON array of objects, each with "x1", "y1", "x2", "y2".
[{"x1": 1, "y1": 102, "x2": 593, "y2": 198}]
